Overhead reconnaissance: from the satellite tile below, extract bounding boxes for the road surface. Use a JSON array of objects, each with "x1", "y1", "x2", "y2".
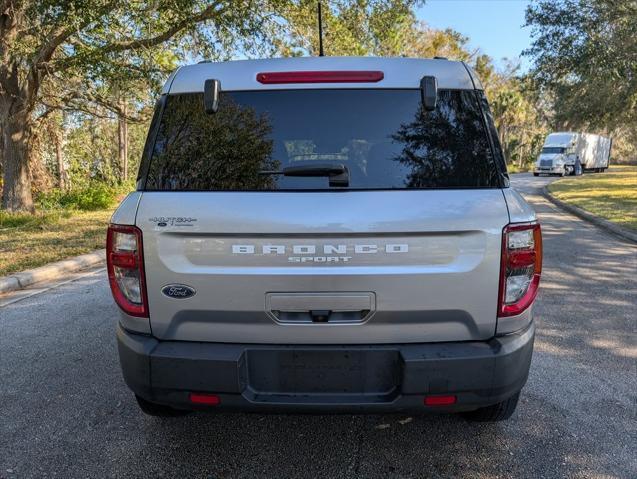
[{"x1": 1, "y1": 173, "x2": 635, "y2": 478}]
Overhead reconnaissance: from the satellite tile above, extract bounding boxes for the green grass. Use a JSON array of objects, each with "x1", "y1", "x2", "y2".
[
  {"x1": 548, "y1": 166, "x2": 637, "y2": 231},
  {"x1": 0, "y1": 209, "x2": 114, "y2": 276}
]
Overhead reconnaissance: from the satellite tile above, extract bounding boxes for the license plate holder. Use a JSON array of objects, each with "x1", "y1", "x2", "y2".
[{"x1": 246, "y1": 349, "x2": 401, "y2": 396}]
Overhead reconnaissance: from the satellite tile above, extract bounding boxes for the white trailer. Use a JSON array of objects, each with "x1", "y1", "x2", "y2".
[
  {"x1": 579, "y1": 133, "x2": 612, "y2": 171},
  {"x1": 533, "y1": 132, "x2": 612, "y2": 176}
]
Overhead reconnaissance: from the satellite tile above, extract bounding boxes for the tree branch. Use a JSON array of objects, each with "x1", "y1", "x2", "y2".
[
  {"x1": 98, "y1": 1, "x2": 222, "y2": 55},
  {"x1": 34, "y1": 0, "x2": 119, "y2": 69}
]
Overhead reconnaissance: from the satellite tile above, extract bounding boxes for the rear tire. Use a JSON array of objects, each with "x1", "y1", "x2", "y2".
[
  {"x1": 135, "y1": 395, "x2": 190, "y2": 417},
  {"x1": 533, "y1": 173, "x2": 539, "y2": 177},
  {"x1": 461, "y1": 392, "x2": 520, "y2": 422}
]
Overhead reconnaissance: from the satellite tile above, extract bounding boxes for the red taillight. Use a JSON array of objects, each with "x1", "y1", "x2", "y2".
[
  {"x1": 424, "y1": 395, "x2": 457, "y2": 406},
  {"x1": 106, "y1": 224, "x2": 148, "y2": 318},
  {"x1": 498, "y1": 223, "x2": 542, "y2": 317},
  {"x1": 256, "y1": 70, "x2": 384, "y2": 84},
  {"x1": 189, "y1": 393, "x2": 221, "y2": 406}
]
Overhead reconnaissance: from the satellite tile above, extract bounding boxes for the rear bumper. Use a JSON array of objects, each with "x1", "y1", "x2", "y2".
[{"x1": 117, "y1": 322, "x2": 535, "y2": 413}]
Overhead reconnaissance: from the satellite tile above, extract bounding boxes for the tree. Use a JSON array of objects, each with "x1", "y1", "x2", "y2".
[
  {"x1": 274, "y1": 0, "x2": 420, "y2": 57},
  {"x1": 400, "y1": 23, "x2": 549, "y2": 168},
  {"x1": 525, "y1": 0, "x2": 637, "y2": 159},
  {"x1": 402, "y1": 22, "x2": 473, "y2": 61},
  {"x1": 145, "y1": 94, "x2": 278, "y2": 190},
  {"x1": 0, "y1": 0, "x2": 423, "y2": 212},
  {"x1": 0, "y1": 0, "x2": 285, "y2": 211}
]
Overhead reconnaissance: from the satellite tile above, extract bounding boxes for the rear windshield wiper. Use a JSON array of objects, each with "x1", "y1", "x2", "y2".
[{"x1": 259, "y1": 163, "x2": 349, "y2": 187}]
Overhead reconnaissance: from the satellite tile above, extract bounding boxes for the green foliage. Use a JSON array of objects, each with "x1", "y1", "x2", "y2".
[
  {"x1": 146, "y1": 94, "x2": 278, "y2": 190},
  {"x1": 487, "y1": 71, "x2": 550, "y2": 168},
  {"x1": 274, "y1": 1, "x2": 421, "y2": 57},
  {"x1": 507, "y1": 163, "x2": 533, "y2": 174},
  {"x1": 36, "y1": 183, "x2": 122, "y2": 211},
  {"x1": 1, "y1": 0, "x2": 425, "y2": 213},
  {"x1": 525, "y1": 0, "x2": 637, "y2": 161},
  {"x1": 393, "y1": 22, "x2": 550, "y2": 169},
  {"x1": 5, "y1": 0, "x2": 423, "y2": 211}
]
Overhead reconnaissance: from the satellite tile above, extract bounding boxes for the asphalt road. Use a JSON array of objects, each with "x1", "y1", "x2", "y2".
[{"x1": 1, "y1": 173, "x2": 635, "y2": 479}]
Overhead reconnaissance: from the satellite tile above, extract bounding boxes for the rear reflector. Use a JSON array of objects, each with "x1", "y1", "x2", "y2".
[
  {"x1": 256, "y1": 70, "x2": 384, "y2": 84},
  {"x1": 189, "y1": 393, "x2": 221, "y2": 406},
  {"x1": 424, "y1": 395, "x2": 457, "y2": 406}
]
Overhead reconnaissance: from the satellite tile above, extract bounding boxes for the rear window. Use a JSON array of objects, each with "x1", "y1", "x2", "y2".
[{"x1": 143, "y1": 89, "x2": 501, "y2": 190}]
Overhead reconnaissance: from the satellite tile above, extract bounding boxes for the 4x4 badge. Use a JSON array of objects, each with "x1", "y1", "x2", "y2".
[{"x1": 161, "y1": 284, "x2": 196, "y2": 299}]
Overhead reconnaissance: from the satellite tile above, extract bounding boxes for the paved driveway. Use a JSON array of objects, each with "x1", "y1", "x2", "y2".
[{"x1": 1, "y1": 173, "x2": 635, "y2": 478}]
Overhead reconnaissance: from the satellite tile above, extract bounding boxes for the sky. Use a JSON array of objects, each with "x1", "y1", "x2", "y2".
[{"x1": 416, "y1": 0, "x2": 533, "y2": 71}]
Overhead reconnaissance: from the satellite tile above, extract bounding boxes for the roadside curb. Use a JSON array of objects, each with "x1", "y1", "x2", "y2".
[
  {"x1": 542, "y1": 186, "x2": 637, "y2": 244},
  {"x1": 0, "y1": 250, "x2": 106, "y2": 295}
]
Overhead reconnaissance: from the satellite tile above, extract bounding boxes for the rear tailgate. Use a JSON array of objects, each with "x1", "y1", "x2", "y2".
[{"x1": 137, "y1": 189, "x2": 508, "y2": 344}]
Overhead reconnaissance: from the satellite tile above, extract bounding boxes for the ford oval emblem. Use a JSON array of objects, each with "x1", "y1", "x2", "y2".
[{"x1": 161, "y1": 284, "x2": 196, "y2": 299}]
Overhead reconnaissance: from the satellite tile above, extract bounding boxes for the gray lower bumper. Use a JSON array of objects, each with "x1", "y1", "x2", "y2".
[{"x1": 117, "y1": 322, "x2": 535, "y2": 413}]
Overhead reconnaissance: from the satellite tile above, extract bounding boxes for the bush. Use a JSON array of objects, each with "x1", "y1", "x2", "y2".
[
  {"x1": 37, "y1": 183, "x2": 119, "y2": 211},
  {"x1": 507, "y1": 163, "x2": 533, "y2": 174}
]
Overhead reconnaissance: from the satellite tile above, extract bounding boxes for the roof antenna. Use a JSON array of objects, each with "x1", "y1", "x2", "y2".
[{"x1": 318, "y1": 2, "x2": 325, "y2": 56}]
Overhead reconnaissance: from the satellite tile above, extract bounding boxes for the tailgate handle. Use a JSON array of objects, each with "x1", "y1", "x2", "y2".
[{"x1": 266, "y1": 293, "x2": 375, "y2": 324}]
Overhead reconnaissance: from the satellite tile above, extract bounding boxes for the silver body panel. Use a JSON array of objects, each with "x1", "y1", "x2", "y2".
[
  {"x1": 501, "y1": 188, "x2": 537, "y2": 224},
  {"x1": 110, "y1": 192, "x2": 142, "y2": 225},
  {"x1": 163, "y1": 57, "x2": 478, "y2": 94},
  {"x1": 132, "y1": 190, "x2": 512, "y2": 344},
  {"x1": 108, "y1": 57, "x2": 537, "y2": 346}
]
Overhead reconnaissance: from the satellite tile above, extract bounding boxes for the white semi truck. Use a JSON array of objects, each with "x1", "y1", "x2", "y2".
[{"x1": 533, "y1": 132, "x2": 612, "y2": 176}]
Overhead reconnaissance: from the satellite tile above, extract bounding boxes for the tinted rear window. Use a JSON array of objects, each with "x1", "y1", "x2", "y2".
[{"x1": 144, "y1": 89, "x2": 501, "y2": 190}]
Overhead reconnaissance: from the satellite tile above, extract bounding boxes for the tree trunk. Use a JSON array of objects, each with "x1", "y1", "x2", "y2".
[
  {"x1": 517, "y1": 143, "x2": 527, "y2": 169},
  {"x1": 0, "y1": 125, "x2": 4, "y2": 173},
  {"x1": 1, "y1": 111, "x2": 34, "y2": 212},
  {"x1": 54, "y1": 116, "x2": 68, "y2": 190},
  {"x1": 497, "y1": 123, "x2": 508, "y2": 163},
  {"x1": 500, "y1": 125, "x2": 509, "y2": 164},
  {"x1": 118, "y1": 100, "x2": 128, "y2": 181}
]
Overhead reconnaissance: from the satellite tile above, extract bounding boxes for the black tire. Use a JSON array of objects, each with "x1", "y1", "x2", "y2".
[
  {"x1": 135, "y1": 395, "x2": 190, "y2": 417},
  {"x1": 461, "y1": 392, "x2": 520, "y2": 422},
  {"x1": 533, "y1": 173, "x2": 539, "y2": 177}
]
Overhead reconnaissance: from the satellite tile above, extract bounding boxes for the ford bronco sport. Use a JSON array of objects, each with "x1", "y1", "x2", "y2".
[{"x1": 108, "y1": 57, "x2": 541, "y2": 421}]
